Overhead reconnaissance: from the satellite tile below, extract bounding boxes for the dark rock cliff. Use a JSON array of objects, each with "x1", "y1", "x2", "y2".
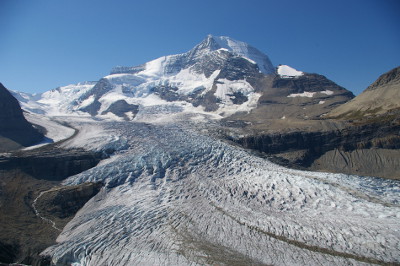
[
  {"x1": 0, "y1": 149, "x2": 103, "y2": 181},
  {"x1": 232, "y1": 120, "x2": 400, "y2": 179},
  {"x1": 0, "y1": 83, "x2": 43, "y2": 151}
]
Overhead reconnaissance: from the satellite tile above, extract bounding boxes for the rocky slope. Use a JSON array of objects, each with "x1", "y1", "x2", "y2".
[
  {"x1": 227, "y1": 66, "x2": 400, "y2": 179},
  {"x1": 329, "y1": 66, "x2": 400, "y2": 118},
  {"x1": 0, "y1": 83, "x2": 43, "y2": 152},
  {"x1": 0, "y1": 145, "x2": 103, "y2": 264},
  {"x1": 223, "y1": 71, "x2": 353, "y2": 133},
  {"x1": 230, "y1": 119, "x2": 400, "y2": 179}
]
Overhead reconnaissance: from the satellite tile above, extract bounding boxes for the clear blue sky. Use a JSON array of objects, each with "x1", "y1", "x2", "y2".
[{"x1": 1, "y1": 0, "x2": 399, "y2": 95}]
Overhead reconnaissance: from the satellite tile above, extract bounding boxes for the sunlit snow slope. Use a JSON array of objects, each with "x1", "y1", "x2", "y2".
[{"x1": 42, "y1": 115, "x2": 400, "y2": 266}]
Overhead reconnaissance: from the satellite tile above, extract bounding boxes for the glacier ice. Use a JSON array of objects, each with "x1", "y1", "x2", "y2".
[{"x1": 41, "y1": 117, "x2": 400, "y2": 265}]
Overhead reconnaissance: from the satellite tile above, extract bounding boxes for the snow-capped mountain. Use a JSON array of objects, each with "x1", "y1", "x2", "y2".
[
  {"x1": 13, "y1": 35, "x2": 354, "y2": 123},
  {"x1": 12, "y1": 36, "x2": 273, "y2": 120},
  {"x1": 12, "y1": 82, "x2": 97, "y2": 115}
]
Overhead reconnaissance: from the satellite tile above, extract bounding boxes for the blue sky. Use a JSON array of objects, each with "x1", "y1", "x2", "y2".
[{"x1": 0, "y1": 0, "x2": 399, "y2": 95}]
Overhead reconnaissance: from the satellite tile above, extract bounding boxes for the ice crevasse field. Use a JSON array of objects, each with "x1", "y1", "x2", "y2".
[
  {"x1": 16, "y1": 35, "x2": 400, "y2": 265},
  {"x1": 27, "y1": 111, "x2": 400, "y2": 266}
]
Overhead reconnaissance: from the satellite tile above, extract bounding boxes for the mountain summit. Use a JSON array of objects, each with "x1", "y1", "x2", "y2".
[
  {"x1": 189, "y1": 35, "x2": 275, "y2": 74},
  {"x1": 109, "y1": 35, "x2": 274, "y2": 81}
]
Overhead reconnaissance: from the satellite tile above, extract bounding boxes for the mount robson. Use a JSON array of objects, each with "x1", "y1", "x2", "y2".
[{"x1": 1, "y1": 35, "x2": 400, "y2": 265}]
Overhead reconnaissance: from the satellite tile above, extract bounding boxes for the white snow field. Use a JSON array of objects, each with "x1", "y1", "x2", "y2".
[
  {"x1": 277, "y1": 64, "x2": 304, "y2": 78},
  {"x1": 40, "y1": 115, "x2": 400, "y2": 266}
]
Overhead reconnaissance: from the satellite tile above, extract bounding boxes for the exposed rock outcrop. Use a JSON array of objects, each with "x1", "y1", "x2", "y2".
[
  {"x1": 223, "y1": 72, "x2": 354, "y2": 134},
  {"x1": 0, "y1": 83, "x2": 43, "y2": 151},
  {"x1": 0, "y1": 149, "x2": 103, "y2": 181},
  {"x1": 34, "y1": 182, "x2": 103, "y2": 227},
  {"x1": 231, "y1": 118, "x2": 400, "y2": 179},
  {"x1": 101, "y1": 100, "x2": 139, "y2": 120}
]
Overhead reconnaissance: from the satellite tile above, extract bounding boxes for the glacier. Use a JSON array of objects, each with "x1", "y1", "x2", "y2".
[{"x1": 38, "y1": 114, "x2": 400, "y2": 265}]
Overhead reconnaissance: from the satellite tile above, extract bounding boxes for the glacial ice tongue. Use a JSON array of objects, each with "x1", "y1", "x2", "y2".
[{"x1": 42, "y1": 118, "x2": 400, "y2": 265}]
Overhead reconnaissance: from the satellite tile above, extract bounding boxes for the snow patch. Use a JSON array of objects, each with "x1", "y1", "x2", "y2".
[
  {"x1": 277, "y1": 65, "x2": 304, "y2": 78},
  {"x1": 288, "y1": 91, "x2": 316, "y2": 98},
  {"x1": 321, "y1": 90, "x2": 334, "y2": 95},
  {"x1": 214, "y1": 79, "x2": 254, "y2": 104}
]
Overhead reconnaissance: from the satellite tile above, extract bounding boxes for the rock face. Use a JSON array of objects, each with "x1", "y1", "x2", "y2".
[
  {"x1": 0, "y1": 83, "x2": 43, "y2": 151},
  {"x1": 0, "y1": 149, "x2": 103, "y2": 181},
  {"x1": 232, "y1": 120, "x2": 400, "y2": 179},
  {"x1": 329, "y1": 66, "x2": 400, "y2": 118},
  {"x1": 35, "y1": 182, "x2": 103, "y2": 224},
  {"x1": 101, "y1": 100, "x2": 139, "y2": 120},
  {"x1": 259, "y1": 73, "x2": 354, "y2": 120}
]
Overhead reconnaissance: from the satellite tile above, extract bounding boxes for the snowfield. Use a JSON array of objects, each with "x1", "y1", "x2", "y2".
[
  {"x1": 39, "y1": 115, "x2": 400, "y2": 266},
  {"x1": 277, "y1": 64, "x2": 304, "y2": 78}
]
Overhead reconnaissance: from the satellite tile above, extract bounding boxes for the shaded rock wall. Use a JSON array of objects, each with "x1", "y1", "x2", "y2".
[
  {"x1": 232, "y1": 121, "x2": 400, "y2": 179},
  {"x1": 0, "y1": 149, "x2": 103, "y2": 181},
  {"x1": 0, "y1": 83, "x2": 43, "y2": 150}
]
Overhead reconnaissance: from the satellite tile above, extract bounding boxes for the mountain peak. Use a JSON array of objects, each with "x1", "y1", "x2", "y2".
[{"x1": 191, "y1": 35, "x2": 275, "y2": 74}]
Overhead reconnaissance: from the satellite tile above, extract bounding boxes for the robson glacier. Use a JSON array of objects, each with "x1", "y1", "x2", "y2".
[
  {"x1": 36, "y1": 114, "x2": 399, "y2": 265},
  {"x1": 10, "y1": 35, "x2": 400, "y2": 265}
]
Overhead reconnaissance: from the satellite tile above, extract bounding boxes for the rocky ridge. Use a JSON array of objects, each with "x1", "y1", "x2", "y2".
[
  {"x1": 329, "y1": 66, "x2": 400, "y2": 118},
  {"x1": 0, "y1": 83, "x2": 43, "y2": 152}
]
